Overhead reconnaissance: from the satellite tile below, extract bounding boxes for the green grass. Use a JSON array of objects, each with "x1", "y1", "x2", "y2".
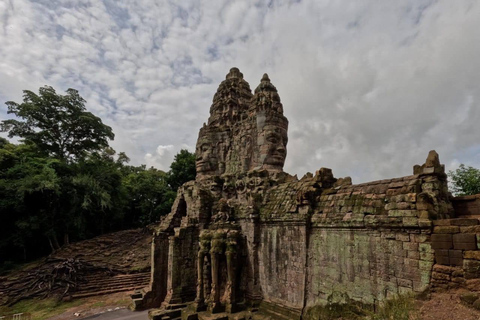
[
  {"x1": 304, "y1": 294, "x2": 419, "y2": 320},
  {"x1": 367, "y1": 294, "x2": 419, "y2": 320},
  {"x1": 0, "y1": 298, "x2": 85, "y2": 320}
]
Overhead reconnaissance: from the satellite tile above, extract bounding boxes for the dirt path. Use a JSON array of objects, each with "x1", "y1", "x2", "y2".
[{"x1": 81, "y1": 309, "x2": 148, "y2": 320}]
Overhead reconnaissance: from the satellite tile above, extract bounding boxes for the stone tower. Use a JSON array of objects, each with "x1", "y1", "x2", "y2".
[
  {"x1": 196, "y1": 67, "x2": 288, "y2": 178},
  {"x1": 134, "y1": 68, "x2": 460, "y2": 320}
]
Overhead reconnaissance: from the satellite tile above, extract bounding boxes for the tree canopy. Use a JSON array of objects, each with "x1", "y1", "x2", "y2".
[
  {"x1": 1, "y1": 86, "x2": 114, "y2": 161},
  {"x1": 0, "y1": 86, "x2": 196, "y2": 270},
  {"x1": 448, "y1": 164, "x2": 480, "y2": 196},
  {"x1": 167, "y1": 149, "x2": 196, "y2": 190}
]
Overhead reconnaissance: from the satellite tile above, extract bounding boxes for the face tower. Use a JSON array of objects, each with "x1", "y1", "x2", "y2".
[{"x1": 195, "y1": 68, "x2": 289, "y2": 179}]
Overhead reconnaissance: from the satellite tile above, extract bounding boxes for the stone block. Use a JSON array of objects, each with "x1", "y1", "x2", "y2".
[
  {"x1": 449, "y1": 250, "x2": 463, "y2": 267},
  {"x1": 433, "y1": 219, "x2": 451, "y2": 226},
  {"x1": 406, "y1": 193, "x2": 417, "y2": 202},
  {"x1": 432, "y1": 271, "x2": 450, "y2": 281},
  {"x1": 432, "y1": 234, "x2": 453, "y2": 242},
  {"x1": 453, "y1": 233, "x2": 477, "y2": 250},
  {"x1": 464, "y1": 260, "x2": 480, "y2": 279},
  {"x1": 451, "y1": 219, "x2": 479, "y2": 226},
  {"x1": 410, "y1": 234, "x2": 429, "y2": 243},
  {"x1": 408, "y1": 250, "x2": 420, "y2": 259},
  {"x1": 431, "y1": 241, "x2": 453, "y2": 250},
  {"x1": 435, "y1": 249, "x2": 450, "y2": 265},
  {"x1": 431, "y1": 234, "x2": 453, "y2": 251},
  {"x1": 418, "y1": 210, "x2": 430, "y2": 219},
  {"x1": 460, "y1": 225, "x2": 480, "y2": 233},
  {"x1": 418, "y1": 220, "x2": 432, "y2": 228},
  {"x1": 419, "y1": 260, "x2": 433, "y2": 271},
  {"x1": 464, "y1": 251, "x2": 480, "y2": 260},
  {"x1": 452, "y1": 269, "x2": 465, "y2": 278},
  {"x1": 420, "y1": 250, "x2": 434, "y2": 261},
  {"x1": 403, "y1": 217, "x2": 418, "y2": 227},
  {"x1": 452, "y1": 277, "x2": 466, "y2": 284},
  {"x1": 388, "y1": 210, "x2": 416, "y2": 217},
  {"x1": 433, "y1": 226, "x2": 460, "y2": 234},
  {"x1": 403, "y1": 242, "x2": 418, "y2": 251},
  {"x1": 466, "y1": 279, "x2": 480, "y2": 291},
  {"x1": 397, "y1": 202, "x2": 412, "y2": 210},
  {"x1": 433, "y1": 264, "x2": 456, "y2": 273},
  {"x1": 396, "y1": 233, "x2": 410, "y2": 242},
  {"x1": 419, "y1": 243, "x2": 433, "y2": 254}
]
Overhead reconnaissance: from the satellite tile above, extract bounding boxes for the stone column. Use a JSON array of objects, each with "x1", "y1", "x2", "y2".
[
  {"x1": 163, "y1": 235, "x2": 175, "y2": 305},
  {"x1": 194, "y1": 251, "x2": 206, "y2": 311},
  {"x1": 209, "y1": 232, "x2": 224, "y2": 313},
  {"x1": 225, "y1": 232, "x2": 238, "y2": 313},
  {"x1": 195, "y1": 232, "x2": 210, "y2": 312}
]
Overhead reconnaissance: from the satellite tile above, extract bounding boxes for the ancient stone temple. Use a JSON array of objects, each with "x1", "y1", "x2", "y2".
[{"x1": 132, "y1": 68, "x2": 480, "y2": 320}]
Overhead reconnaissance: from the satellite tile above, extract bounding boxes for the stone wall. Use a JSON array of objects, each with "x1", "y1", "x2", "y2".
[
  {"x1": 306, "y1": 228, "x2": 432, "y2": 306},
  {"x1": 258, "y1": 223, "x2": 307, "y2": 311},
  {"x1": 452, "y1": 194, "x2": 480, "y2": 216},
  {"x1": 430, "y1": 217, "x2": 480, "y2": 290}
]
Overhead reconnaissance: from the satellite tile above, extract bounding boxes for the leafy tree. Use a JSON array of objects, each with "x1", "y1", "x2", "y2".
[
  {"x1": 167, "y1": 149, "x2": 196, "y2": 190},
  {"x1": 1, "y1": 86, "x2": 114, "y2": 162},
  {"x1": 67, "y1": 148, "x2": 128, "y2": 238},
  {"x1": 448, "y1": 164, "x2": 480, "y2": 196},
  {"x1": 123, "y1": 165, "x2": 175, "y2": 226},
  {"x1": 0, "y1": 141, "x2": 61, "y2": 261}
]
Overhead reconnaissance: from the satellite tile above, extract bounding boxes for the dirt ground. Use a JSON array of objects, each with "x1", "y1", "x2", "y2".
[
  {"x1": 46, "y1": 292, "x2": 134, "y2": 320},
  {"x1": 417, "y1": 290, "x2": 480, "y2": 320},
  {"x1": 44, "y1": 289, "x2": 480, "y2": 320}
]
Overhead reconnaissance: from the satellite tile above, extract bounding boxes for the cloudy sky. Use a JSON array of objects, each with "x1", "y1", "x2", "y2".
[{"x1": 1, "y1": 0, "x2": 479, "y2": 183}]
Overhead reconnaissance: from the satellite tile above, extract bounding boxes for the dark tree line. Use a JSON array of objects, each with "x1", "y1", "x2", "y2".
[{"x1": 0, "y1": 86, "x2": 195, "y2": 270}]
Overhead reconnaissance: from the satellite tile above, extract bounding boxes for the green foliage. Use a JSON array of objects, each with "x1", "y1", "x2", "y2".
[
  {"x1": 368, "y1": 294, "x2": 419, "y2": 320},
  {"x1": 1, "y1": 86, "x2": 114, "y2": 161},
  {"x1": 123, "y1": 165, "x2": 176, "y2": 226},
  {"x1": 167, "y1": 149, "x2": 196, "y2": 190},
  {"x1": 0, "y1": 297, "x2": 85, "y2": 320},
  {"x1": 448, "y1": 164, "x2": 480, "y2": 196},
  {"x1": 303, "y1": 295, "x2": 419, "y2": 320},
  {"x1": 0, "y1": 86, "x2": 197, "y2": 267}
]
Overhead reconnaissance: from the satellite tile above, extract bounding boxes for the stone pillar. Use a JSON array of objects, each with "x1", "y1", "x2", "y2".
[
  {"x1": 195, "y1": 232, "x2": 210, "y2": 312},
  {"x1": 209, "y1": 232, "x2": 224, "y2": 313},
  {"x1": 194, "y1": 251, "x2": 206, "y2": 311},
  {"x1": 163, "y1": 235, "x2": 175, "y2": 304},
  {"x1": 163, "y1": 234, "x2": 182, "y2": 305},
  {"x1": 225, "y1": 232, "x2": 238, "y2": 313}
]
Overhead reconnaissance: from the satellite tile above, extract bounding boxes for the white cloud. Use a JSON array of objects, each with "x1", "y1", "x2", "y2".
[
  {"x1": 144, "y1": 144, "x2": 192, "y2": 171},
  {"x1": 0, "y1": 0, "x2": 479, "y2": 183}
]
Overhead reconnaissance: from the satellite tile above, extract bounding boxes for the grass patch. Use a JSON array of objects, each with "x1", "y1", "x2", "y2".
[
  {"x1": 368, "y1": 294, "x2": 419, "y2": 320},
  {"x1": 0, "y1": 298, "x2": 84, "y2": 320},
  {"x1": 304, "y1": 294, "x2": 419, "y2": 320}
]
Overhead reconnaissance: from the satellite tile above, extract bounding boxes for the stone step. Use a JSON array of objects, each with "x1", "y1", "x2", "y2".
[
  {"x1": 76, "y1": 278, "x2": 149, "y2": 291},
  {"x1": 71, "y1": 285, "x2": 146, "y2": 299},
  {"x1": 149, "y1": 308, "x2": 182, "y2": 320}
]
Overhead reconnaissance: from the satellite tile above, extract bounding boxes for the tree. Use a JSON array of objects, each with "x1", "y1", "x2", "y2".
[
  {"x1": 1, "y1": 86, "x2": 114, "y2": 162},
  {"x1": 448, "y1": 164, "x2": 480, "y2": 196},
  {"x1": 123, "y1": 166, "x2": 176, "y2": 226},
  {"x1": 167, "y1": 149, "x2": 196, "y2": 191}
]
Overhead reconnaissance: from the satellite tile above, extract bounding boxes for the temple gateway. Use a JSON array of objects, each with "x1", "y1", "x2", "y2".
[{"x1": 132, "y1": 68, "x2": 480, "y2": 320}]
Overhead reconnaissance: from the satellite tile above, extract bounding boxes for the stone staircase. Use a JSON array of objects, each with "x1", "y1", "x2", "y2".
[{"x1": 71, "y1": 272, "x2": 150, "y2": 299}]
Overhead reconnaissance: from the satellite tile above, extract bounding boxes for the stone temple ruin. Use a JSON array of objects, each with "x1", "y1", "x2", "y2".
[{"x1": 132, "y1": 68, "x2": 480, "y2": 319}]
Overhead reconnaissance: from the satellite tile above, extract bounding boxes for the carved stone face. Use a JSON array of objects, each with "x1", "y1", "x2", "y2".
[
  {"x1": 195, "y1": 137, "x2": 217, "y2": 174},
  {"x1": 259, "y1": 124, "x2": 288, "y2": 169}
]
